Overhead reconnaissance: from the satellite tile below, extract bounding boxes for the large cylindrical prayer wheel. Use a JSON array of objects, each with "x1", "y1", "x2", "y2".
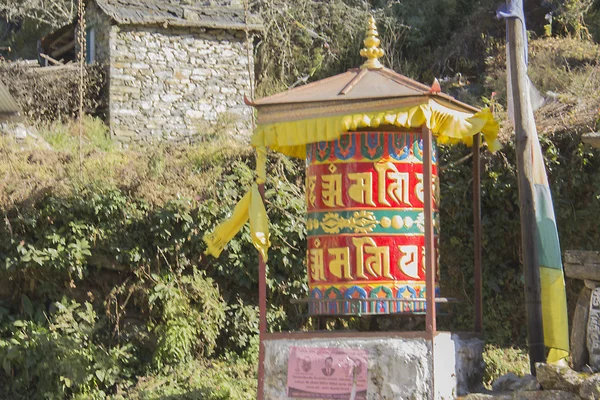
[{"x1": 306, "y1": 130, "x2": 439, "y2": 315}]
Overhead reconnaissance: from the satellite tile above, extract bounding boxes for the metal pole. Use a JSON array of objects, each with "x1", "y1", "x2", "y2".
[
  {"x1": 257, "y1": 183, "x2": 267, "y2": 400},
  {"x1": 473, "y1": 133, "x2": 483, "y2": 333},
  {"x1": 423, "y1": 126, "x2": 436, "y2": 333},
  {"x1": 506, "y1": 4, "x2": 546, "y2": 371}
]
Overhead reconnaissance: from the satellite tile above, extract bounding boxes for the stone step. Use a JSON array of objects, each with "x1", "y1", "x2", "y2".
[
  {"x1": 460, "y1": 390, "x2": 581, "y2": 399},
  {"x1": 564, "y1": 250, "x2": 600, "y2": 281}
]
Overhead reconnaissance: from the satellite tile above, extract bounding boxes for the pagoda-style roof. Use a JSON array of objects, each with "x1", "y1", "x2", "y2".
[
  {"x1": 254, "y1": 68, "x2": 431, "y2": 105},
  {"x1": 253, "y1": 67, "x2": 478, "y2": 113}
]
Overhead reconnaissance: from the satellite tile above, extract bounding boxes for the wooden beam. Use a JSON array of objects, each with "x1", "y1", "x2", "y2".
[
  {"x1": 582, "y1": 132, "x2": 600, "y2": 148},
  {"x1": 506, "y1": 0, "x2": 546, "y2": 372},
  {"x1": 40, "y1": 53, "x2": 63, "y2": 66},
  {"x1": 48, "y1": 27, "x2": 76, "y2": 50},
  {"x1": 51, "y1": 39, "x2": 76, "y2": 59}
]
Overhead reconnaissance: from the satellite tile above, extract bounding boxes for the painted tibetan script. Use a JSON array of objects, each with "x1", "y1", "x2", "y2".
[
  {"x1": 588, "y1": 287, "x2": 600, "y2": 368},
  {"x1": 306, "y1": 131, "x2": 440, "y2": 315},
  {"x1": 287, "y1": 346, "x2": 368, "y2": 399}
]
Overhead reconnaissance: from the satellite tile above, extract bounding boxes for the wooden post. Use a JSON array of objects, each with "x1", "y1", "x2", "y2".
[
  {"x1": 506, "y1": 4, "x2": 546, "y2": 371},
  {"x1": 473, "y1": 133, "x2": 483, "y2": 333},
  {"x1": 422, "y1": 126, "x2": 436, "y2": 333},
  {"x1": 257, "y1": 183, "x2": 267, "y2": 400}
]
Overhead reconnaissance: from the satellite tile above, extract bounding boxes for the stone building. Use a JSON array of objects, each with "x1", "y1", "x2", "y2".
[{"x1": 44, "y1": 0, "x2": 262, "y2": 145}]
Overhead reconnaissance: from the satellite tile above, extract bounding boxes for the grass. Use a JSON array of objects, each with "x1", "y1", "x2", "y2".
[
  {"x1": 37, "y1": 116, "x2": 115, "y2": 153},
  {"x1": 483, "y1": 345, "x2": 530, "y2": 389},
  {"x1": 486, "y1": 36, "x2": 600, "y2": 144},
  {"x1": 0, "y1": 118, "x2": 253, "y2": 208}
]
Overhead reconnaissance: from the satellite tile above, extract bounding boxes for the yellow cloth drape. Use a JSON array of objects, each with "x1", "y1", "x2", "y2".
[
  {"x1": 541, "y1": 267, "x2": 570, "y2": 363},
  {"x1": 203, "y1": 182, "x2": 270, "y2": 261},
  {"x1": 251, "y1": 99, "x2": 500, "y2": 159},
  {"x1": 204, "y1": 99, "x2": 500, "y2": 260}
]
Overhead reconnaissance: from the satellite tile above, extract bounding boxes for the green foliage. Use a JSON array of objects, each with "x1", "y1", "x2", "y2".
[
  {"x1": 0, "y1": 133, "x2": 308, "y2": 398},
  {"x1": 120, "y1": 352, "x2": 257, "y2": 400},
  {"x1": 482, "y1": 345, "x2": 530, "y2": 388},
  {"x1": 2, "y1": 100, "x2": 600, "y2": 394},
  {"x1": 547, "y1": 0, "x2": 594, "y2": 37},
  {"x1": 150, "y1": 269, "x2": 226, "y2": 368},
  {"x1": 1, "y1": 17, "x2": 55, "y2": 60},
  {"x1": 438, "y1": 127, "x2": 600, "y2": 344},
  {"x1": 0, "y1": 298, "x2": 136, "y2": 399},
  {"x1": 2, "y1": 0, "x2": 600, "y2": 392}
]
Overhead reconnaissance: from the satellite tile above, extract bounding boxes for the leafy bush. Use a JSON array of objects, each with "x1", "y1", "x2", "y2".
[
  {"x1": 150, "y1": 269, "x2": 226, "y2": 368},
  {"x1": 0, "y1": 298, "x2": 136, "y2": 399},
  {"x1": 119, "y1": 352, "x2": 257, "y2": 400},
  {"x1": 0, "y1": 132, "x2": 307, "y2": 398}
]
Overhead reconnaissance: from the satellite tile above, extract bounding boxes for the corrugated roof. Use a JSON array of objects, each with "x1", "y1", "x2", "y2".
[
  {"x1": 95, "y1": 0, "x2": 263, "y2": 31},
  {"x1": 0, "y1": 82, "x2": 20, "y2": 115}
]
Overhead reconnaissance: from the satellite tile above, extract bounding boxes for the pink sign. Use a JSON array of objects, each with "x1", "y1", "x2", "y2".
[{"x1": 287, "y1": 346, "x2": 368, "y2": 399}]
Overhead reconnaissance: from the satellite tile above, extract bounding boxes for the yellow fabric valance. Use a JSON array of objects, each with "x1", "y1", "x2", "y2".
[
  {"x1": 204, "y1": 99, "x2": 500, "y2": 260},
  {"x1": 251, "y1": 99, "x2": 501, "y2": 159}
]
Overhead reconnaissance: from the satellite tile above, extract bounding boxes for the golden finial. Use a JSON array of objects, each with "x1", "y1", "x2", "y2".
[{"x1": 360, "y1": 16, "x2": 385, "y2": 69}]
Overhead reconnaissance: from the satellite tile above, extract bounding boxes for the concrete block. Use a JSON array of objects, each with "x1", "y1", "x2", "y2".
[{"x1": 263, "y1": 332, "x2": 483, "y2": 400}]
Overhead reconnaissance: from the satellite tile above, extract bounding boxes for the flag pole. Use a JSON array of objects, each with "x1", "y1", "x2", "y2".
[{"x1": 505, "y1": 1, "x2": 546, "y2": 372}]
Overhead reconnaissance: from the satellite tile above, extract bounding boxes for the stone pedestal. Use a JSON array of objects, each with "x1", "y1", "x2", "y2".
[
  {"x1": 262, "y1": 332, "x2": 484, "y2": 400},
  {"x1": 565, "y1": 250, "x2": 600, "y2": 371},
  {"x1": 572, "y1": 287, "x2": 592, "y2": 370}
]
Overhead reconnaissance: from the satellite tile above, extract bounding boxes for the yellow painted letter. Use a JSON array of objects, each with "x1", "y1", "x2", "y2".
[
  {"x1": 309, "y1": 248, "x2": 325, "y2": 281},
  {"x1": 348, "y1": 172, "x2": 375, "y2": 206},
  {"x1": 328, "y1": 247, "x2": 351, "y2": 279},
  {"x1": 354, "y1": 237, "x2": 392, "y2": 279},
  {"x1": 375, "y1": 162, "x2": 410, "y2": 206},
  {"x1": 322, "y1": 174, "x2": 344, "y2": 208}
]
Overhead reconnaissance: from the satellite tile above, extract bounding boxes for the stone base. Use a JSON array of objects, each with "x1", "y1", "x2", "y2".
[{"x1": 263, "y1": 331, "x2": 484, "y2": 400}]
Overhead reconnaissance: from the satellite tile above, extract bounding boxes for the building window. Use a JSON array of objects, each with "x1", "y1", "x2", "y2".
[{"x1": 86, "y1": 27, "x2": 96, "y2": 63}]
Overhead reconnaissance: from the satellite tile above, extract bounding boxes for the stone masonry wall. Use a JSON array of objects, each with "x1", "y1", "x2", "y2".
[
  {"x1": 85, "y1": 1, "x2": 112, "y2": 64},
  {"x1": 108, "y1": 25, "x2": 253, "y2": 145}
]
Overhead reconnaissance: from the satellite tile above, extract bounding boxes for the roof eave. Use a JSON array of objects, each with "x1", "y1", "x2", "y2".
[
  {"x1": 93, "y1": 0, "x2": 263, "y2": 31},
  {"x1": 430, "y1": 93, "x2": 481, "y2": 113},
  {"x1": 255, "y1": 96, "x2": 431, "y2": 125},
  {"x1": 116, "y1": 20, "x2": 264, "y2": 31},
  {"x1": 252, "y1": 93, "x2": 481, "y2": 114}
]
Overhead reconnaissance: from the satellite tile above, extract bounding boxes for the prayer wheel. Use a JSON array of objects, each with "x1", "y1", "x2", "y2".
[{"x1": 306, "y1": 130, "x2": 439, "y2": 315}]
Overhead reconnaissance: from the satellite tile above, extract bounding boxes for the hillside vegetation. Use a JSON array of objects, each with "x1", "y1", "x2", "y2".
[{"x1": 1, "y1": 0, "x2": 600, "y2": 398}]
